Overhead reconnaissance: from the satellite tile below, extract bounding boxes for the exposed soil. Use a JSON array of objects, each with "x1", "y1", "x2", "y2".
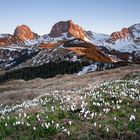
[{"x1": 0, "y1": 64, "x2": 140, "y2": 106}]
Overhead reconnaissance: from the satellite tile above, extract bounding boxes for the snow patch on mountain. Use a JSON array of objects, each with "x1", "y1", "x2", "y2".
[
  {"x1": 1, "y1": 44, "x2": 26, "y2": 51},
  {"x1": 24, "y1": 39, "x2": 41, "y2": 46},
  {"x1": 111, "y1": 40, "x2": 140, "y2": 53},
  {"x1": 0, "y1": 34, "x2": 5, "y2": 38},
  {"x1": 44, "y1": 32, "x2": 75, "y2": 43},
  {"x1": 24, "y1": 32, "x2": 76, "y2": 46},
  {"x1": 134, "y1": 50, "x2": 140, "y2": 58},
  {"x1": 78, "y1": 64, "x2": 97, "y2": 75},
  {"x1": 88, "y1": 31, "x2": 110, "y2": 45},
  {"x1": 130, "y1": 24, "x2": 140, "y2": 38}
]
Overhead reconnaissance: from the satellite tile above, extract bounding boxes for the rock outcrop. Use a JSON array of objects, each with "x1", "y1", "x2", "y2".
[
  {"x1": 14, "y1": 25, "x2": 34, "y2": 41},
  {"x1": 48, "y1": 20, "x2": 88, "y2": 40}
]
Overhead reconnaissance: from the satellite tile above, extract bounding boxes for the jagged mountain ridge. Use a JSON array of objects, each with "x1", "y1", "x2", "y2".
[
  {"x1": 0, "y1": 20, "x2": 140, "y2": 50},
  {"x1": 0, "y1": 20, "x2": 140, "y2": 72}
]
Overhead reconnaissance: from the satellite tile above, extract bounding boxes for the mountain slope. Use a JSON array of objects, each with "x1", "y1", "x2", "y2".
[
  {"x1": 104, "y1": 24, "x2": 140, "y2": 53},
  {"x1": 0, "y1": 20, "x2": 139, "y2": 73},
  {"x1": 0, "y1": 25, "x2": 38, "y2": 47},
  {"x1": 63, "y1": 39, "x2": 116, "y2": 62}
]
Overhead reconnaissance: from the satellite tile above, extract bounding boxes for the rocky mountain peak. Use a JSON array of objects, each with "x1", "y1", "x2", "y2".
[
  {"x1": 129, "y1": 24, "x2": 140, "y2": 42},
  {"x1": 48, "y1": 20, "x2": 88, "y2": 40},
  {"x1": 107, "y1": 23, "x2": 140, "y2": 45},
  {"x1": 14, "y1": 25, "x2": 34, "y2": 41},
  {"x1": 110, "y1": 27, "x2": 129, "y2": 41}
]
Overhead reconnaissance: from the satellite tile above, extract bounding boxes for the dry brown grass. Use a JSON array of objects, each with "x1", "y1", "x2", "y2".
[
  {"x1": 67, "y1": 47, "x2": 86, "y2": 55},
  {"x1": 0, "y1": 64, "x2": 140, "y2": 106}
]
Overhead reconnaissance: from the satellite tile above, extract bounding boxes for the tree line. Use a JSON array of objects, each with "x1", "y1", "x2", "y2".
[
  {"x1": 0, "y1": 60, "x2": 128, "y2": 83},
  {"x1": 0, "y1": 60, "x2": 89, "y2": 83}
]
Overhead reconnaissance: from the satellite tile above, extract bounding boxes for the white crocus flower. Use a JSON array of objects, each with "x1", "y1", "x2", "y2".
[
  {"x1": 56, "y1": 123, "x2": 59, "y2": 128},
  {"x1": 23, "y1": 113, "x2": 27, "y2": 118},
  {"x1": 106, "y1": 128, "x2": 109, "y2": 132},
  {"x1": 67, "y1": 131, "x2": 70, "y2": 135},
  {"x1": 114, "y1": 117, "x2": 117, "y2": 121},
  {"x1": 33, "y1": 127, "x2": 36, "y2": 131},
  {"x1": 129, "y1": 115, "x2": 136, "y2": 121},
  {"x1": 69, "y1": 121, "x2": 72, "y2": 125},
  {"x1": 134, "y1": 109, "x2": 136, "y2": 112},
  {"x1": 93, "y1": 122, "x2": 97, "y2": 127},
  {"x1": 5, "y1": 123, "x2": 8, "y2": 127}
]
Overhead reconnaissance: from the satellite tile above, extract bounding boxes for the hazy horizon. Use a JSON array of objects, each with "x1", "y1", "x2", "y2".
[{"x1": 0, "y1": 0, "x2": 140, "y2": 35}]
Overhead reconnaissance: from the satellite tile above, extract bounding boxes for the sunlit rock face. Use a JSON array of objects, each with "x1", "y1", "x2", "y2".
[
  {"x1": 14, "y1": 25, "x2": 34, "y2": 41},
  {"x1": 0, "y1": 25, "x2": 36, "y2": 47},
  {"x1": 107, "y1": 24, "x2": 140, "y2": 44},
  {"x1": 48, "y1": 20, "x2": 88, "y2": 40}
]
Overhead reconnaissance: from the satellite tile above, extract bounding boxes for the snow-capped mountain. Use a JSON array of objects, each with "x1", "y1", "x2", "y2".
[
  {"x1": 0, "y1": 25, "x2": 39, "y2": 47},
  {"x1": 104, "y1": 24, "x2": 140, "y2": 53},
  {"x1": 14, "y1": 25, "x2": 37, "y2": 41},
  {"x1": 47, "y1": 20, "x2": 90, "y2": 41},
  {"x1": 0, "y1": 20, "x2": 139, "y2": 72},
  {"x1": 86, "y1": 31, "x2": 110, "y2": 45},
  {"x1": 27, "y1": 20, "x2": 91, "y2": 45}
]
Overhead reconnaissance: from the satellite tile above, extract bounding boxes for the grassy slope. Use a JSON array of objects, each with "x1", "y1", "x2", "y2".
[{"x1": 0, "y1": 72, "x2": 140, "y2": 140}]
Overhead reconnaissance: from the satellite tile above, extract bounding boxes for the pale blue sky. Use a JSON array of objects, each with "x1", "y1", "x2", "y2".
[{"x1": 0, "y1": 0, "x2": 140, "y2": 35}]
